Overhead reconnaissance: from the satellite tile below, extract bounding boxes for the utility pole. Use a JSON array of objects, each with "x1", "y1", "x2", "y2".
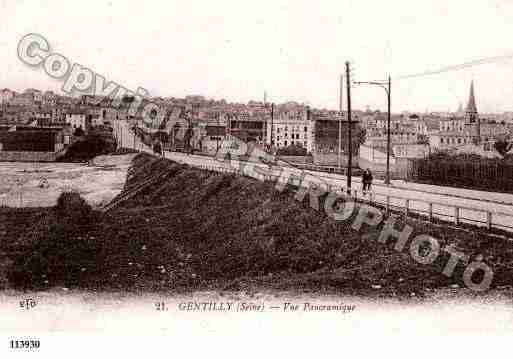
[
  {"x1": 261, "y1": 113, "x2": 265, "y2": 145},
  {"x1": 354, "y1": 75, "x2": 392, "y2": 185},
  {"x1": 114, "y1": 121, "x2": 118, "y2": 148},
  {"x1": 171, "y1": 123, "x2": 175, "y2": 151},
  {"x1": 346, "y1": 62, "x2": 352, "y2": 195},
  {"x1": 216, "y1": 112, "x2": 220, "y2": 153},
  {"x1": 133, "y1": 121, "x2": 136, "y2": 150},
  {"x1": 338, "y1": 74, "x2": 343, "y2": 170},
  {"x1": 270, "y1": 103, "x2": 274, "y2": 148},
  {"x1": 386, "y1": 75, "x2": 391, "y2": 185}
]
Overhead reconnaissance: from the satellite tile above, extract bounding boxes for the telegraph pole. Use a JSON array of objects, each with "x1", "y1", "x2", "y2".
[
  {"x1": 386, "y1": 75, "x2": 391, "y2": 185},
  {"x1": 171, "y1": 123, "x2": 175, "y2": 151},
  {"x1": 133, "y1": 121, "x2": 137, "y2": 150},
  {"x1": 345, "y1": 62, "x2": 352, "y2": 195},
  {"x1": 338, "y1": 74, "x2": 343, "y2": 170},
  {"x1": 270, "y1": 103, "x2": 274, "y2": 148},
  {"x1": 216, "y1": 112, "x2": 220, "y2": 153},
  {"x1": 354, "y1": 75, "x2": 392, "y2": 185}
]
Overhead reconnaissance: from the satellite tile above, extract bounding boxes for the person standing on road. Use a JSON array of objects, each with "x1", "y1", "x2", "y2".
[{"x1": 362, "y1": 168, "x2": 373, "y2": 195}]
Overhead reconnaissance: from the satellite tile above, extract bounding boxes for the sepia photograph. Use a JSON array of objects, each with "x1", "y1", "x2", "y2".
[{"x1": 0, "y1": 0, "x2": 513, "y2": 357}]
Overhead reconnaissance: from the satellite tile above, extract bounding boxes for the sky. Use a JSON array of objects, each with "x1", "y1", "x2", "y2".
[{"x1": 2, "y1": 0, "x2": 513, "y2": 113}]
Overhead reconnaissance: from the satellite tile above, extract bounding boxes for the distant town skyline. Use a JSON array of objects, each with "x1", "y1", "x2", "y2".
[
  {"x1": 2, "y1": 0, "x2": 513, "y2": 113},
  {"x1": 4, "y1": 84, "x2": 513, "y2": 118}
]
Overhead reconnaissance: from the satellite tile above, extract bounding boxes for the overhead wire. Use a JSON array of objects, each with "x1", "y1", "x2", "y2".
[{"x1": 390, "y1": 53, "x2": 513, "y2": 81}]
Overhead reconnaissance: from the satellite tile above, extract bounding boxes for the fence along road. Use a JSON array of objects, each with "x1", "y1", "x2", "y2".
[
  {"x1": 112, "y1": 120, "x2": 513, "y2": 232},
  {"x1": 164, "y1": 151, "x2": 513, "y2": 233}
]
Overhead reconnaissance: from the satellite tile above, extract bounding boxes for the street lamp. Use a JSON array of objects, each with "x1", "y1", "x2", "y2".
[{"x1": 354, "y1": 76, "x2": 392, "y2": 185}]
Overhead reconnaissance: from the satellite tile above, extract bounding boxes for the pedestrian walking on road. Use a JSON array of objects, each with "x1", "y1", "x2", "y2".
[{"x1": 362, "y1": 168, "x2": 373, "y2": 195}]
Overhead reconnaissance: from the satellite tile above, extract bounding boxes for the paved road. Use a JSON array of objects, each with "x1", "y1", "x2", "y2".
[
  {"x1": 113, "y1": 120, "x2": 513, "y2": 231},
  {"x1": 164, "y1": 151, "x2": 513, "y2": 231}
]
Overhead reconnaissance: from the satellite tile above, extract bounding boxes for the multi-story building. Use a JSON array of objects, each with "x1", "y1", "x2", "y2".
[
  {"x1": 0, "y1": 125, "x2": 72, "y2": 161},
  {"x1": 0, "y1": 89, "x2": 16, "y2": 104},
  {"x1": 65, "y1": 111, "x2": 89, "y2": 132},
  {"x1": 229, "y1": 111, "x2": 267, "y2": 144},
  {"x1": 42, "y1": 91, "x2": 57, "y2": 106},
  {"x1": 312, "y1": 110, "x2": 362, "y2": 166},
  {"x1": 439, "y1": 117, "x2": 465, "y2": 132},
  {"x1": 10, "y1": 93, "x2": 34, "y2": 107},
  {"x1": 415, "y1": 117, "x2": 440, "y2": 135},
  {"x1": 266, "y1": 105, "x2": 313, "y2": 153},
  {"x1": 428, "y1": 131, "x2": 475, "y2": 149}
]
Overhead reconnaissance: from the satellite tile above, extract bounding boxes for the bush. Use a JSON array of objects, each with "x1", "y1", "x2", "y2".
[
  {"x1": 7, "y1": 193, "x2": 99, "y2": 289},
  {"x1": 58, "y1": 132, "x2": 116, "y2": 162},
  {"x1": 410, "y1": 153, "x2": 513, "y2": 193},
  {"x1": 55, "y1": 191, "x2": 94, "y2": 224},
  {"x1": 276, "y1": 144, "x2": 308, "y2": 156}
]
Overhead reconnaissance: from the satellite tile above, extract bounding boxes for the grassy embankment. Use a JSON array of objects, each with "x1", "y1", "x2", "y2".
[{"x1": 0, "y1": 153, "x2": 511, "y2": 296}]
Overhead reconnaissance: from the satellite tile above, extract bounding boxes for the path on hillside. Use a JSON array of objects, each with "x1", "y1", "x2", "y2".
[{"x1": 164, "y1": 151, "x2": 513, "y2": 231}]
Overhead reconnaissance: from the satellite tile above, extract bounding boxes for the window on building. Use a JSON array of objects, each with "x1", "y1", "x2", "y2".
[
  {"x1": 304, "y1": 126, "x2": 307, "y2": 132},
  {"x1": 284, "y1": 140, "x2": 288, "y2": 146},
  {"x1": 441, "y1": 138, "x2": 444, "y2": 143}
]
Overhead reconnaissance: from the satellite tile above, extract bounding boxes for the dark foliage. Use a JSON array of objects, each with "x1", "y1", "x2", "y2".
[
  {"x1": 410, "y1": 151, "x2": 513, "y2": 193},
  {"x1": 494, "y1": 139, "x2": 513, "y2": 157},
  {"x1": 7, "y1": 192, "x2": 100, "y2": 289},
  {"x1": 276, "y1": 144, "x2": 308, "y2": 156},
  {"x1": 58, "y1": 131, "x2": 116, "y2": 162}
]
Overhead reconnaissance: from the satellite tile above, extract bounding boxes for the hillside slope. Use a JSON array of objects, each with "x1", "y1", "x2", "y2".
[{"x1": 1, "y1": 153, "x2": 512, "y2": 296}]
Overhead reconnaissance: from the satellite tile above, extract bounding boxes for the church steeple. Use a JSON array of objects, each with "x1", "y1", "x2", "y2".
[
  {"x1": 465, "y1": 80, "x2": 480, "y2": 142},
  {"x1": 465, "y1": 80, "x2": 478, "y2": 122}
]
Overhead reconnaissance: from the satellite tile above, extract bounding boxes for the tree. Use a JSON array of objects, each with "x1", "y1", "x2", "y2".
[
  {"x1": 494, "y1": 139, "x2": 513, "y2": 156},
  {"x1": 417, "y1": 134, "x2": 429, "y2": 145},
  {"x1": 121, "y1": 95, "x2": 135, "y2": 104},
  {"x1": 357, "y1": 127, "x2": 366, "y2": 145},
  {"x1": 153, "y1": 141, "x2": 163, "y2": 155},
  {"x1": 276, "y1": 144, "x2": 307, "y2": 156},
  {"x1": 73, "y1": 126, "x2": 85, "y2": 137}
]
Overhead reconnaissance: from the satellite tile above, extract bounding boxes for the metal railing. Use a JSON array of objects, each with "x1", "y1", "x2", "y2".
[
  {"x1": 369, "y1": 192, "x2": 513, "y2": 231},
  {"x1": 189, "y1": 161, "x2": 513, "y2": 232}
]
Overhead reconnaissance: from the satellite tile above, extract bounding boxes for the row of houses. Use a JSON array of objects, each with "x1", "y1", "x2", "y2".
[
  {"x1": 3, "y1": 83, "x2": 513, "y2": 168},
  {"x1": 0, "y1": 125, "x2": 72, "y2": 161}
]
